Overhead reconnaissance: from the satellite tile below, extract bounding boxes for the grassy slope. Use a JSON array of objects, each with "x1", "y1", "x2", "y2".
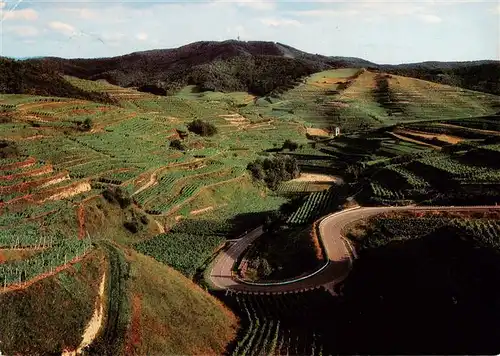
[
  {"x1": 0, "y1": 249, "x2": 105, "y2": 355},
  {"x1": 123, "y1": 249, "x2": 238, "y2": 355}
]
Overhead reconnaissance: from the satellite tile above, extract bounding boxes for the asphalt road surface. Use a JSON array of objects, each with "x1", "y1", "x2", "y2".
[{"x1": 209, "y1": 205, "x2": 500, "y2": 293}]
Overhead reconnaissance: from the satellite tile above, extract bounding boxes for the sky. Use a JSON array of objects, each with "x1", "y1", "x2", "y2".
[{"x1": 0, "y1": 0, "x2": 498, "y2": 64}]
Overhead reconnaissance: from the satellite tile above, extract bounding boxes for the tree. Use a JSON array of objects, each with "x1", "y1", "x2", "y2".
[
  {"x1": 187, "y1": 119, "x2": 217, "y2": 136},
  {"x1": 247, "y1": 155, "x2": 300, "y2": 190}
]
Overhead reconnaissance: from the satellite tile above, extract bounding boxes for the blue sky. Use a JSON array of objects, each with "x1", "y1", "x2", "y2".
[{"x1": 0, "y1": 0, "x2": 498, "y2": 63}]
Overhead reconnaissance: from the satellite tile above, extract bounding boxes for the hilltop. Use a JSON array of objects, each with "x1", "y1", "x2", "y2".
[{"x1": 1, "y1": 40, "x2": 495, "y2": 99}]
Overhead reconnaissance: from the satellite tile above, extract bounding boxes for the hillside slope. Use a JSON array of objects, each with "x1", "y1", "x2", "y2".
[
  {"x1": 0, "y1": 246, "x2": 238, "y2": 355},
  {"x1": 24, "y1": 40, "x2": 498, "y2": 97},
  {"x1": 0, "y1": 249, "x2": 105, "y2": 355},
  {"x1": 122, "y1": 249, "x2": 238, "y2": 355},
  {"x1": 0, "y1": 58, "x2": 117, "y2": 104},
  {"x1": 29, "y1": 41, "x2": 342, "y2": 96},
  {"x1": 382, "y1": 61, "x2": 500, "y2": 95}
]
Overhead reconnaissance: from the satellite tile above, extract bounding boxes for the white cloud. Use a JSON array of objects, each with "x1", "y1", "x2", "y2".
[
  {"x1": 135, "y1": 32, "x2": 148, "y2": 41},
  {"x1": 213, "y1": 0, "x2": 275, "y2": 11},
  {"x1": 2, "y1": 8, "x2": 38, "y2": 21},
  {"x1": 6, "y1": 25, "x2": 39, "y2": 37},
  {"x1": 60, "y1": 8, "x2": 98, "y2": 20},
  {"x1": 101, "y1": 32, "x2": 125, "y2": 42},
  {"x1": 48, "y1": 21, "x2": 76, "y2": 35},
  {"x1": 290, "y1": 9, "x2": 358, "y2": 17},
  {"x1": 419, "y1": 14, "x2": 442, "y2": 23},
  {"x1": 260, "y1": 17, "x2": 302, "y2": 27}
]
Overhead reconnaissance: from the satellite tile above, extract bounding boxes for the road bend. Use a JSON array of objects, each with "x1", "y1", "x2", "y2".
[{"x1": 209, "y1": 205, "x2": 500, "y2": 293}]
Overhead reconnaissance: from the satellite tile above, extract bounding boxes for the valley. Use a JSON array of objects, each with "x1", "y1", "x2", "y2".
[{"x1": 0, "y1": 41, "x2": 499, "y2": 355}]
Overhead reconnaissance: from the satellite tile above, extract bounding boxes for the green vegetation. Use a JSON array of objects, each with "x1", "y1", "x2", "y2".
[
  {"x1": 247, "y1": 155, "x2": 300, "y2": 190},
  {"x1": 287, "y1": 189, "x2": 338, "y2": 225},
  {"x1": 0, "y1": 238, "x2": 92, "y2": 286},
  {"x1": 331, "y1": 210, "x2": 500, "y2": 354},
  {"x1": 1, "y1": 49, "x2": 499, "y2": 355},
  {"x1": 135, "y1": 233, "x2": 224, "y2": 278},
  {"x1": 0, "y1": 250, "x2": 104, "y2": 355},
  {"x1": 187, "y1": 119, "x2": 218, "y2": 136},
  {"x1": 242, "y1": 226, "x2": 321, "y2": 281},
  {"x1": 223, "y1": 289, "x2": 335, "y2": 355},
  {"x1": 123, "y1": 249, "x2": 238, "y2": 355}
]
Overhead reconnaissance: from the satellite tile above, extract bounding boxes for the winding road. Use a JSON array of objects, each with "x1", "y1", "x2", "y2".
[{"x1": 209, "y1": 205, "x2": 500, "y2": 293}]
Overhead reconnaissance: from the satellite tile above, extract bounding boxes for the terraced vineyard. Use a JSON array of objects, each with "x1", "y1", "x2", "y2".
[
  {"x1": 287, "y1": 189, "x2": 337, "y2": 224},
  {"x1": 360, "y1": 213, "x2": 500, "y2": 251},
  {"x1": 0, "y1": 238, "x2": 92, "y2": 287},
  {"x1": 225, "y1": 289, "x2": 334, "y2": 356}
]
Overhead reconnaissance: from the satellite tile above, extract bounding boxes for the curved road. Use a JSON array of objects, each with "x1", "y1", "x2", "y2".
[{"x1": 209, "y1": 205, "x2": 500, "y2": 293}]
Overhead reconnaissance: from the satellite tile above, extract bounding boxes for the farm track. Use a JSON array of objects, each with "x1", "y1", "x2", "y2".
[
  {"x1": 209, "y1": 205, "x2": 500, "y2": 293},
  {"x1": 437, "y1": 123, "x2": 500, "y2": 136},
  {"x1": 86, "y1": 242, "x2": 130, "y2": 355},
  {"x1": 389, "y1": 132, "x2": 441, "y2": 150}
]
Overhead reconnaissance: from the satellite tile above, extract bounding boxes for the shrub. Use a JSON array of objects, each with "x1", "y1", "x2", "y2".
[
  {"x1": 282, "y1": 139, "x2": 299, "y2": 151},
  {"x1": 75, "y1": 118, "x2": 92, "y2": 131},
  {"x1": 124, "y1": 219, "x2": 140, "y2": 233},
  {"x1": 187, "y1": 119, "x2": 217, "y2": 137},
  {"x1": 169, "y1": 139, "x2": 185, "y2": 151},
  {"x1": 0, "y1": 140, "x2": 19, "y2": 158},
  {"x1": 102, "y1": 187, "x2": 132, "y2": 208}
]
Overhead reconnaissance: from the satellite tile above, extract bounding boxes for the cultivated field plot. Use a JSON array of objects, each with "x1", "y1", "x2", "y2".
[
  {"x1": 242, "y1": 68, "x2": 499, "y2": 133},
  {"x1": 224, "y1": 289, "x2": 337, "y2": 356},
  {"x1": 0, "y1": 74, "x2": 320, "y2": 294}
]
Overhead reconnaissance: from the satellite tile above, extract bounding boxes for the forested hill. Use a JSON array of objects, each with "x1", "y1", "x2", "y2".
[
  {"x1": 0, "y1": 57, "x2": 116, "y2": 104},
  {"x1": 24, "y1": 40, "x2": 375, "y2": 96},
  {"x1": 2, "y1": 40, "x2": 498, "y2": 99}
]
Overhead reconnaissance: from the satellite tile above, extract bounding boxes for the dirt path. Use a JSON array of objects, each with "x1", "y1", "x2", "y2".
[
  {"x1": 77, "y1": 204, "x2": 86, "y2": 240},
  {"x1": 209, "y1": 205, "x2": 500, "y2": 293},
  {"x1": 389, "y1": 132, "x2": 441, "y2": 150},
  {"x1": 306, "y1": 128, "x2": 330, "y2": 137},
  {"x1": 437, "y1": 123, "x2": 500, "y2": 136},
  {"x1": 77, "y1": 271, "x2": 107, "y2": 353},
  {"x1": 132, "y1": 168, "x2": 161, "y2": 197},
  {"x1": 397, "y1": 129, "x2": 463, "y2": 144},
  {"x1": 130, "y1": 155, "x2": 221, "y2": 197},
  {"x1": 190, "y1": 206, "x2": 214, "y2": 216},
  {"x1": 154, "y1": 219, "x2": 165, "y2": 233}
]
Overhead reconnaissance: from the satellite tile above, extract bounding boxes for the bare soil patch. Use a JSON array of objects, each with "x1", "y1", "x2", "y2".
[
  {"x1": 41, "y1": 181, "x2": 91, "y2": 202},
  {"x1": 437, "y1": 123, "x2": 500, "y2": 136},
  {"x1": 306, "y1": 128, "x2": 330, "y2": 137},
  {"x1": 290, "y1": 173, "x2": 339, "y2": 183},
  {"x1": 76, "y1": 271, "x2": 106, "y2": 354},
  {"x1": 190, "y1": 206, "x2": 214, "y2": 216},
  {"x1": 389, "y1": 132, "x2": 441, "y2": 149},
  {"x1": 398, "y1": 129, "x2": 464, "y2": 144}
]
